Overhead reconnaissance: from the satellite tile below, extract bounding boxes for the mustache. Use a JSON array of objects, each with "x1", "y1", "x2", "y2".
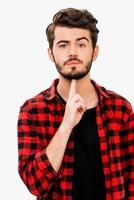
[{"x1": 64, "y1": 58, "x2": 83, "y2": 66}]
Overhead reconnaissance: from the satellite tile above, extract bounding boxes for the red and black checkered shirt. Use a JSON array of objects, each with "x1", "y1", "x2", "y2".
[{"x1": 18, "y1": 79, "x2": 134, "y2": 200}]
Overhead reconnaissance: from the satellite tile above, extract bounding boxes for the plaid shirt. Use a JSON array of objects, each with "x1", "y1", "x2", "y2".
[{"x1": 18, "y1": 78, "x2": 134, "y2": 200}]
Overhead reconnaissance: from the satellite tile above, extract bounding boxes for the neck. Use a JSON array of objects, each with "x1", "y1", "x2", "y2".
[{"x1": 57, "y1": 74, "x2": 98, "y2": 108}]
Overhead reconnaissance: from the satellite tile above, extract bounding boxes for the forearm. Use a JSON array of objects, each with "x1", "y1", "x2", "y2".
[
  {"x1": 18, "y1": 122, "x2": 72, "y2": 197},
  {"x1": 46, "y1": 123, "x2": 72, "y2": 172},
  {"x1": 45, "y1": 80, "x2": 87, "y2": 173}
]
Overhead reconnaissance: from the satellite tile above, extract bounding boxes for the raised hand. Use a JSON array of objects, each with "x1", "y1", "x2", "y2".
[{"x1": 62, "y1": 79, "x2": 87, "y2": 131}]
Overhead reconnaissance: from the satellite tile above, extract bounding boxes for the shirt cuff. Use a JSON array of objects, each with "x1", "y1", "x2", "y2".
[{"x1": 35, "y1": 149, "x2": 62, "y2": 180}]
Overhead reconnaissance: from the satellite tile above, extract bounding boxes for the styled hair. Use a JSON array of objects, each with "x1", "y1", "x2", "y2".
[{"x1": 46, "y1": 8, "x2": 99, "y2": 49}]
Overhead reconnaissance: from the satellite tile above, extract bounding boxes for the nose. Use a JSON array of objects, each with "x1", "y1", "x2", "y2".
[{"x1": 68, "y1": 44, "x2": 78, "y2": 57}]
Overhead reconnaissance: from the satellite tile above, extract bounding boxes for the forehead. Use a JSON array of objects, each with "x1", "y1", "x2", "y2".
[{"x1": 53, "y1": 26, "x2": 91, "y2": 42}]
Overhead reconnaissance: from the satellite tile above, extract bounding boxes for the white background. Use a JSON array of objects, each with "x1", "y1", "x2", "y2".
[{"x1": 0, "y1": 0, "x2": 134, "y2": 199}]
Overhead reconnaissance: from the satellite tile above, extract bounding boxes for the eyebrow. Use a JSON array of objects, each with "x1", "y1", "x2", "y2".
[
  {"x1": 77, "y1": 37, "x2": 89, "y2": 42},
  {"x1": 56, "y1": 37, "x2": 89, "y2": 45}
]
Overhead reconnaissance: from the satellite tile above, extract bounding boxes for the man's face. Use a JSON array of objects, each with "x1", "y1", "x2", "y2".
[{"x1": 48, "y1": 26, "x2": 98, "y2": 80}]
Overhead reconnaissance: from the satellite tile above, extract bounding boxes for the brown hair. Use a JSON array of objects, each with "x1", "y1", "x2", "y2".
[{"x1": 46, "y1": 8, "x2": 99, "y2": 49}]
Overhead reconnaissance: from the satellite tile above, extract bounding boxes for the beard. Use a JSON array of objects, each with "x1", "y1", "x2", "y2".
[{"x1": 52, "y1": 54, "x2": 94, "y2": 80}]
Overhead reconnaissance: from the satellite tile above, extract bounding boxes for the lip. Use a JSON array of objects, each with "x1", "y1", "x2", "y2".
[{"x1": 66, "y1": 61, "x2": 80, "y2": 65}]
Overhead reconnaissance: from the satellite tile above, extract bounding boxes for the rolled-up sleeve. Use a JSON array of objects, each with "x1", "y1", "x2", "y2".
[{"x1": 17, "y1": 101, "x2": 61, "y2": 197}]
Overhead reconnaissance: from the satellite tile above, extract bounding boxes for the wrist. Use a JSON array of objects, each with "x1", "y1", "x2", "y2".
[{"x1": 59, "y1": 122, "x2": 73, "y2": 136}]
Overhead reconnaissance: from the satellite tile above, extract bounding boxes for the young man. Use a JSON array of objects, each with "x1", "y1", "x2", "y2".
[{"x1": 17, "y1": 8, "x2": 134, "y2": 200}]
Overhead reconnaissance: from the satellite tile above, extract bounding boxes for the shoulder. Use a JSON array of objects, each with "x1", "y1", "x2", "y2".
[
  {"x1": 105, "y1": 87, "x2": 132, "y2": 107},
  {"x1": 102, "y1": 86, "x2": 133, "y2": 119},
  {"x1": 20, "y1": 79, "x2": 59, "y2": 112},
  {"x1": 20, "y1": 87, "x2": 51, "y2": 113},
  {"x1": 92, "y1": 79, "x2": 132, "y2": 111}
]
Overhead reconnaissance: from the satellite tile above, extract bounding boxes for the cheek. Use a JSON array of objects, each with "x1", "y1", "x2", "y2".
[
  {"x1": 54, "y1": 52, "x2": 66, "y2": 63},
  {"x1": 84, "y1": 51, "x2": 93, "y2": 60}
]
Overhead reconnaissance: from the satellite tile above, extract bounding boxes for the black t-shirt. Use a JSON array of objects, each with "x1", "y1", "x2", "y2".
[
  {"x1": 56, "y1": 89, "x2": 106, "y2": 200},
  {"x1": 72, "y1": 108, "x2": 106, "y2": 200}
]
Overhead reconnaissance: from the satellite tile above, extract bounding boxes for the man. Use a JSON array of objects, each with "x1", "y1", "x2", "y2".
[{"x1": 17, "y1": 8, "x2": 134, "y2": 200}]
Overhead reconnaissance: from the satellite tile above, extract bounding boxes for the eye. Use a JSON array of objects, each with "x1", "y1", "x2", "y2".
[
  {"x1": 59, "y1": 44, "x2": 67, "y2": 48},
  {"x1": 78, "y1": 43, "x2": 86, "y2": 48}
]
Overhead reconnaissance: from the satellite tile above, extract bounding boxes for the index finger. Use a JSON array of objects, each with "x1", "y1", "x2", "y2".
[{"x1": 68, "y1": 79, "x2": 76, "y2": 99}]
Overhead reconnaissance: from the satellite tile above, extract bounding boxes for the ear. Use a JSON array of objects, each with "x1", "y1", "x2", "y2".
[
  {"x1": 48, "y1": 48, "x2": 54, "y2": 62},
  {"x1": 92, "y1": 45, "x2": 99, "y2": 61}
]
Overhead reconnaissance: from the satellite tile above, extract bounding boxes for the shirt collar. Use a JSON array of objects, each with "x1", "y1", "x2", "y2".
[
  {"x1": 43, "y1": 78, "x2": 59, "y2": 101},
  {"x1": 43, "y1": 78, "x2": 110, "y2": 101},
  {"x1": 91, "y1": 79, "x2": 110, "y2": 100}
]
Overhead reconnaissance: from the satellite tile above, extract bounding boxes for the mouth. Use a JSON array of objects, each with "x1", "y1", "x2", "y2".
[{"x1": 66, "y1": 61, "x2": 80, "y2": 66}]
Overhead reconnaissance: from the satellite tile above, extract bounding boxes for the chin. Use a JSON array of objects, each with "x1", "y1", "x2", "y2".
[{"x1": 62, "y1": 72, "x2": 89, "y2": 80}]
